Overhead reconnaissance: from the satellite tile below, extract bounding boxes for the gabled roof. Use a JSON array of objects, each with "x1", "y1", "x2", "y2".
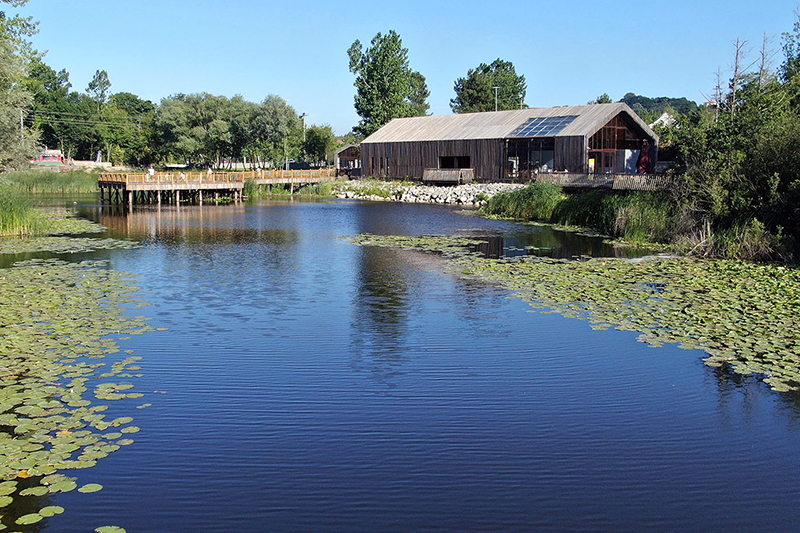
[{"x1": 362, "y1": 103, "x2": 658, "y2": 144}]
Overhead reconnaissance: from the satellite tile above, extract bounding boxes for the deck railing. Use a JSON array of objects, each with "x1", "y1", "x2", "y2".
[
  {"x1": 531, "y1": 172, "x2": 671, "y2": 191},
  {"x1": 99, "y1": 168, "x2": 339, "y2": 185}
]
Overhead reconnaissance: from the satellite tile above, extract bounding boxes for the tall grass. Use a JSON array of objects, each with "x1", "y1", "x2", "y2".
[
  {"x1": 483, "y1": 182, "x2": 565, "y2": 220},
  {"x1": 298, "y1": 181, "x2": 337, "y2": 196},
  {"x1": 0, "y1": 184, "x2": 48, "y2": 236},
  {"x1": 482, "y1": 183, "x2": 675, "y2": 243},
  {"x1": 480, "y1": 182, "x2": 786, "y2": 259},
  {"x1": 3, "y1": 170, "x2": 100, "y2": 193},
  {"x1": 242, "y1": 180, "x2": 292, "y2": 199}
]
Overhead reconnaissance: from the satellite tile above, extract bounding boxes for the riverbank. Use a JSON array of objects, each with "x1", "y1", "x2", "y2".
[{"x1": 328, "y1": 179, "x2": 524, "y2": 206}]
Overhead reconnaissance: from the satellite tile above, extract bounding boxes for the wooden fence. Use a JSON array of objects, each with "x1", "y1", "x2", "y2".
[{"x1": 534, "y1": 173, "x2": 671, "y2": 191}]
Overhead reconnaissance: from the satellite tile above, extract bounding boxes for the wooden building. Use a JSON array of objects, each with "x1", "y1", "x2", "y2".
[{"x1": 360, "y1": 103, "x2": 658, "y2": 182}]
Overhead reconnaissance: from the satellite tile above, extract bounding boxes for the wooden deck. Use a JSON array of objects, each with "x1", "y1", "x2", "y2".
[{"x1": 98, "y1": 169, "x2": 340, "y2": 206}]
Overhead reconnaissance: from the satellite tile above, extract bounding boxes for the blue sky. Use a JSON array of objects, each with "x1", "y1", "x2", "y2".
[{"x1": 19, "y1": 0, "x2": 800, "y2": 135}]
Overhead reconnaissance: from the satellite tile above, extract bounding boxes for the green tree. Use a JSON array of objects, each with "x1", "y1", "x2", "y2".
[
  {"x1": 251, "y1": 94, "x2": 301, "y2": 168},
  {"x1": 347, "y1": 30, "x2": 429, "y2": 136},
  {"x1": 450, "y1": 59, "x2": 526, "y2": 113},
  {"x1": 0, "y1": 0, "x2": 37, "y2": 169},
  {"x1": 407, "y1": 71, "x2": 430, "y2": 117},
  {"x1": 303, "y1": 124, "x2": 337, "y2": 164},
  {"x1": 588, "y1": 93, "x2": 612, "y2": 104},
  {"x1": 106, "y1": 92, "x2": 157, "y2": 166},
  {"x1": 24, "y1": 57, "x2": 70, "y2": 151},
  {"x1": 86, "y1": 69, "x2": 110, "y2": 108},
  {"x1": 156, "y1": 93, "x2": 235, "y2": 167}
]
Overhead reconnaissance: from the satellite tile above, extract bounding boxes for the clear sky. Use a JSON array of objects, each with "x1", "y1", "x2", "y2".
[{"x1": 17, "y1": 0, "x2": 800, "y2": 135}]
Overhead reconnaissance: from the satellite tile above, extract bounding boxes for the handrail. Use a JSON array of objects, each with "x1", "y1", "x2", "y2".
[{"x1": 98, "y1": 168, "x2": 338, "y2": 184}]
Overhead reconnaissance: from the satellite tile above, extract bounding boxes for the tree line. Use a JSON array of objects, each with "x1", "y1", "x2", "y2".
[{"x1": 24, "y1": 61, "x2": 340, "y2": 168}]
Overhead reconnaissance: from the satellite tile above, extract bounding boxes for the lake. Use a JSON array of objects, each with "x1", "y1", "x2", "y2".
[{"x1": 24, "y1": 198, "x2": 800, "y2": 532}]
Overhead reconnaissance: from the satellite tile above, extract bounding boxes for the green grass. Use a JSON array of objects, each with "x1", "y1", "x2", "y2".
[
  {"x1": 483, "y1": 182, "x2": 565, "y2": 220},
  {"x1": 0, "y1": 184, "x2": 49, "y2": 236},
  {"x1": 2, "y1": 169, "x2": 100, "y2": 193},
  {"x1": 479, "y1": 182, "x2": 786, "y2": 259}
]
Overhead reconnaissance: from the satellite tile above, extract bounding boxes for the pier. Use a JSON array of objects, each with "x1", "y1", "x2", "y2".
[{"x1": 98, "y1": 168, "x2": 339, "y2": 207}]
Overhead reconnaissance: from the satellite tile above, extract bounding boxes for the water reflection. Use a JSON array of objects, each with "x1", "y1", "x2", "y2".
[{"x1": 350, "y1": 245, "x2": 412, "y2": 387}]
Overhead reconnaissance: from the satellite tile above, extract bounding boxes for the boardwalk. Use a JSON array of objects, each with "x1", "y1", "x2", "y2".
[{"x1": 98, "y1": 168, "x2": 339, "y2": 206}]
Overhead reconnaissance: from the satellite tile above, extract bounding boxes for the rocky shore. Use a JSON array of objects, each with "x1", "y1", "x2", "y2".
[{"x1": 330, "y1": 180, "x2": 524, "y2": 206}]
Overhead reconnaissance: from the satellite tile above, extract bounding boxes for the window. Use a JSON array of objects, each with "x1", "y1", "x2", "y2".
[{"x1": 440, "y1": 156, "x2": 470, "y2": 169}]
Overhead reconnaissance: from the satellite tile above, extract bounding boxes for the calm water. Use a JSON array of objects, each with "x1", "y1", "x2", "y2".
[{"x1": 32, "y1": 199, "x2": 800, "y2": 532}]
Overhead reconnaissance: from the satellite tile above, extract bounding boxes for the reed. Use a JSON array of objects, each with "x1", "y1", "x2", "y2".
[
  {"x1": 0, "y1": 184, "x2": 48, "y2": 236},
  {"x1": 3, "y1": 170, "x2": 100, "y2": 193}
]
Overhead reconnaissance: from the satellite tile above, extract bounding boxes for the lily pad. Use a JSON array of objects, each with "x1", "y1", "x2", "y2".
[
  {"x1": 39, "y1": 505, "x2": 65, "y2": 517},
  {"x1": 15, "y1": 514, "x2": 43, "y2": 525},
  {"x1": 78, "y1": 483, "x2": 103, "y2": 493}
]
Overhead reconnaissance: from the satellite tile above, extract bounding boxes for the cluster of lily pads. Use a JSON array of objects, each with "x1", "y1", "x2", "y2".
[
  {"x1": 350, "y1": 234, "x2": 800, "y2": 392},
  {"x1": 0, "y1": 237, "x2": 141, "y2": 256},
  {"x1": 41, "y1": 213, "x2": 107, "y2": 236},
  {"x1": 0, "y1": 258, "x2": 160, "y2": 532}
]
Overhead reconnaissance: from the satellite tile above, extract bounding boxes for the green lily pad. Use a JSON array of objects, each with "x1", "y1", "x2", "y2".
[
  {"x1": 78, "y1": 483, "x2": 103, "y2": 493},
  {"x1": 39, "y1": 505, "x2": 65, "y2": 517},
  {"x1": 20, "y1": 485, "x2": 49, "y2": 497},
  {"x1": 49, "y1": 479, "x2": 77, "y2": 493},
  {"x1": 15, "y1": 513, "x2": 43, "y2": 525}
]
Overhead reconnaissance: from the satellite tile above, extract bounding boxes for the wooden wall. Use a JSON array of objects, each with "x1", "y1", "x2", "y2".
[
  {"x1": 554, "y1": 136, "x2": 587, "y2": 172},
  {"x1": 362, "y1": 139, "x2": 507, "y2": 182}
]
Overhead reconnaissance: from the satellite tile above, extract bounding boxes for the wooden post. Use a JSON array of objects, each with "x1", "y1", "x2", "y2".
[
  {"x1": 199, "y1": 190, "x2": 203, "y2": 205},
  {"x1": 128, "y1": 190, "x2": 133, "y2": 208}
]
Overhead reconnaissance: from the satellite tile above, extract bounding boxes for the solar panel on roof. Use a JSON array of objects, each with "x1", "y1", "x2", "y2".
[{"x1": 510, "y1": 115, "x2": 578, "y2": 137}]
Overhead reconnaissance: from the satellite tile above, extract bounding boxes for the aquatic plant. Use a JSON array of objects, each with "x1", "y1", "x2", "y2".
[
  {"x1": 349, "y1": 233, "x2": 800, "y2": 392},
  {"x1": 483, "y1": 181, "x2": 565, "y2": 220},
  {"x1": 1, "y1": 170, "x2": 100, "y2": 194},
  {"x1": 0, "y1": 258, "x2": 160, "y2": 530},
  {"x1": 0, "y1": 184, "x2": 48, "y2": 236}
]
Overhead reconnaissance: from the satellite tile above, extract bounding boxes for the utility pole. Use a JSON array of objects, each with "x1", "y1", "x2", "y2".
[
  {"x1": 300, "y1": 113, "x2": 307, "y2": 162},
  {"x1": 493, "y1": 87, "x2": 499, "y2": 112}
]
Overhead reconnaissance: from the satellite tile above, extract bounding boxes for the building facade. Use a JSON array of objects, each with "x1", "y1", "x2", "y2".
[{"x1": 360, "y1": 103, "x2": 658, "y2": 182}]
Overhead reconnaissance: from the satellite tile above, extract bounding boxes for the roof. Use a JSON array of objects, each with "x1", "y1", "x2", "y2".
[
  {"x1": 334, "y1": 143, "x2": 359, "y2": 156},
  {"x1": 362, "y1": 103, "x2": 658, "y2": 144}
]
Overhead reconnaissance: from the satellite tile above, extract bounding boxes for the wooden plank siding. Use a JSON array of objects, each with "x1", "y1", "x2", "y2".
[
  {"x1": 554, "y1": 136, "x2": 587, "y2": 173},
  {"x1": 362, "y1": 139, "x2": 507, "y2": 182}
]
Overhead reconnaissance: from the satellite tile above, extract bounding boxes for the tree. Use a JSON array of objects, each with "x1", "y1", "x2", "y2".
[
  {"x1": 588, "y1": 93, "x2": 612, "y2": 104},
  {"x1": 251, "y1": 94, "x2": 301, "y2": 168},
  {"x1": 303, "y1": 124, "x2": 337, "y2": 164},
  {"x1": 450, "y1": 59, "x2": 526, "y2": 113},
  {"x1": 156, "y1": 93, "x2": 236, "y2": 167},
  {"x1": 0, "y1": 0, "x2": 37, "y2": 169},
  {"x1": 347, "y1": 30, "x2": 429, "y2": 136},
  {"x1": 407, "y1": 71, "x2": 430, "y2": 117},
  {"x1": 86, "y1": 69, "x2": 111, "y2": 106}
]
